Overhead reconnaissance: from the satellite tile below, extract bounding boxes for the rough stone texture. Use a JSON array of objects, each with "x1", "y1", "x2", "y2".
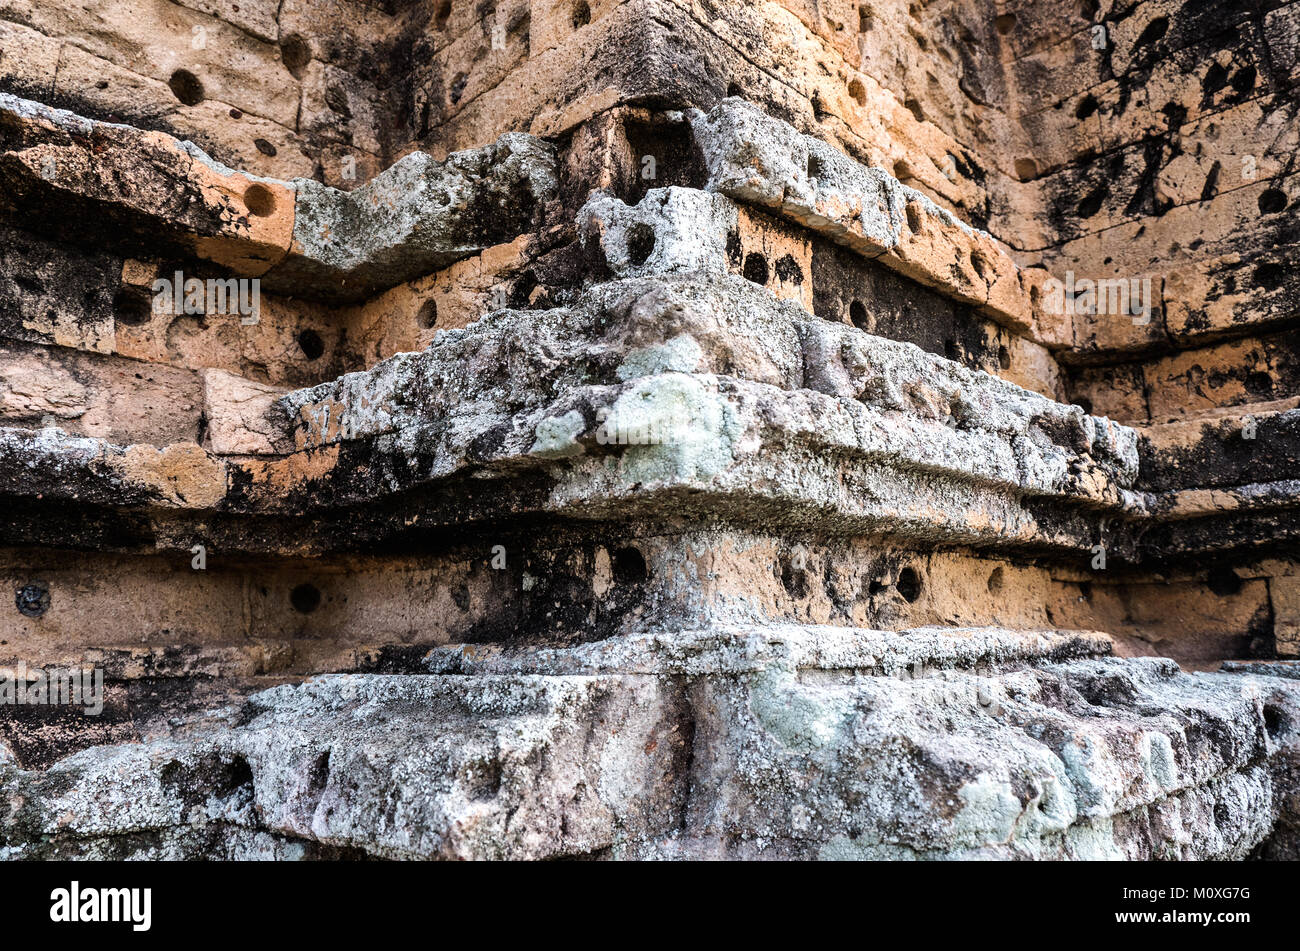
[
  {"x1": 0, "y1": 92, "x2": 559, "y2": 300},
  {"x1": 690, "y1": 99, "x2": 1046, "y2": 343},
  {"x1": 2, "y1": 0, "x2": 1298, "y2": 862},
  {"x1": 0, "y1": 272, "x2": 1147, "y2": 559},
  {"x1": 201, "y1": 368, "x2": 290, "y2": 455},
  {"x1": 1, "y1": 672, "x2": 689, "y2": 860},
  {"x1": 3, "y1": 626, "x2": 1298, "y2": 860},
  {"x1": 263, "y1": 132, "x2": 560, "y2": 302}
]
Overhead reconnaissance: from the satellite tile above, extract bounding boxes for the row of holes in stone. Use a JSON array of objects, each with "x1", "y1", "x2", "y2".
[
  {"x1": 284, "y1": 547, "x2": 647, "y2": 615},
  {"x1": 283, "y1": 553, "x2": 911, "y2": 616},
  {"x1": 622, "y1": 226, "x2": 1014, "y2": 370},
  {"x1": 110, "y1": 289, "x2": 326, "y2": 360},
  {"x1": 24, "y1": 566, "x2": 1255, "y2": 619},
  {"x1": 160, "y1": 3, "x2": 1116, "y2": 190},
  {"x1": 164, "y1": 0, "x2": 595, "y2": 106},
  {"x1": 12, "y1": 550, "x2": 649, "y2": 620},
  {"x1": 782, "y1": 562, "x2": 924, "y2": 603}
]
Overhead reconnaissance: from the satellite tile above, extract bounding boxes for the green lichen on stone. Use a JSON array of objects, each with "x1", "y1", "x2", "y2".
[
  {"x1": 530, "y1": 409, "x2": 587, "y2": 459},
  {"x1": 616, "y1": 334, "x2": 704, "y2": 381},
  {"x1": 599, "y1": 373, "x2": 740, "y2": 484}
]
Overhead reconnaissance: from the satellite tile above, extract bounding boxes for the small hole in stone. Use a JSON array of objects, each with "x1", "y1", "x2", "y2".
[
  {"x1": 306, "y1": 750, "x2": 331, "y2": 800},
  {"x1": 1230, "y1": 65, "x2": 1257, "y2": 94},
  {"x1": 511, "y1": 270, "x2": 542, "y2": 308},
  {"x1": 773, "y1": 254, "x2": 803, "y2": 285},
  {"x1": 807, "y1": 153, "x2": 825, "y2": 182},
  {"x1": 280, "y1": 34, "x2": 311, "y2": 79},
  {"x1": 779, "y1": 552, "x2": 810, "y2": 599},
  {"x1": 849, "y1": 299, "x2": 869, "y2": 330},
  {"x1": 449, "y1": 72, "x2": 468, "y2": 104},
  {"x1": 1076, "y1": 396, "x2": 1093, "y2": 414},
  {"x1": 998, "y1": 345, "x2": 1011, "y2": 369},
  {"x1": 572, "y1": 0, "x2": 591, "y2": 28},
  {"x1": 168, "y1": 69, "x2": 205, "y2": 106},
  {"x1": 1255, "y1": 262, "x2": 1284, "y2": 291},
  {"x1": 1202, "y1": 62, "x2": 1229, "y2": 94},
  {"x1": 1259, "y1": 189, "x2": 1287, "y2": 214},
  {"x1": 858, "y1": 5, "x2": 872, "y2": 31},
  {"x1": 848, "y1": 79, "x2": 866, "y2": 106},
  {"x1": 1246, "y1": 370, "x2": 1274, "y2": 397},
  {"x1": 724, "y1": 229, "x2": 743, "y2": 265},
  {"x1": 114, "y1": 287, "x2": 153, "y2": 326},
  {"x1": 612, "y1": 547, "x2": 647, "y2": 584},
  {"x1": 462, "y1": 756, "x2": 502, "y2": 801},
  {"x1": 243, "y1": 183, "x2": 276, "y2": 217},
  {"x1": 1207, "y1": 566, "x2": 1244, "y2": 597},
  {"x1": 1014, "y1": 157, "x2": 1038, "y2": 180},
  {"x1": 291, "y1": 583, "x2": 322, "y2": 613},
  {"x1": 905, "y1": 202, "x2": 923, "y2": 233},
  {"x1": 626, "y1": 223, "x2": 656, "y2": 265},
  {"x1": 1077, "y1": 186, "x2": 1107, "y2": 219},
  {"x1": 297, "y1": 329, "x2": 325, "y2": 360},
  {"x1": 727, "y1": 81, "x2": 742, "y2": 97},
  {"x1": 435, "y1": 0, "x2": 452, "y2": 29},
  {"x1": 987, "y1": 567, "x2": 1004, "y2": 593},
  {"x1": 418, "y1": 299, "x2": 438, "y2": 328},
  {"x1": 995, "y1": 13, "x2": 1016, "y2": 33},
  {"x1": 15, "y1": 582, "x2": 50, "y2": 618},
  {"x1": 1264, "y1": 704, "x2": 1287, "y2": 740},
  {"x1": 742, "y1": 252, "x2": 769, "y2": 285},
  {"x1": 897, "y1": 567, "x2": 922, "y2": 603}
]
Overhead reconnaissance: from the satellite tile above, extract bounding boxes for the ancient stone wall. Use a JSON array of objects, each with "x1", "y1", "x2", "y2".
[{"x1": 0, "y1": 0, "x2": 1298, "y2": 860}]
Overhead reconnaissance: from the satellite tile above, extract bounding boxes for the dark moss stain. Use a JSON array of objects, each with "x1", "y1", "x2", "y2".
[
  {"x1": 0, "y1": 224, "x2": 122, "y2": 346},
  {"x1": 773, "y1": 254, "x2": 804, "y2": 284},
  {"x1": 1202, "y1": 61, "x2": 1230, "y2": 97},
  {"x1": 1199, "y1": 160, "x2": 1222, "y2": 202},
  {"x1": 1229, "y1": 64, "x2": 1257, "y2": 94}
]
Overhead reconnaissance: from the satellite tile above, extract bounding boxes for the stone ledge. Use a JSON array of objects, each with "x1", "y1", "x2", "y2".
[
  {"x1": 688, "y1": 98, "x2": 1065, "y2": 348},
  {"x1": 0, "y1": 92, "x2": 559, "y2": 302},
  {"x1": 425, "y1": 623, "x2": 1115, "y2": 677},
  {"x1": 2, "y1": 624, "x2": 1295, "y2": 860}
]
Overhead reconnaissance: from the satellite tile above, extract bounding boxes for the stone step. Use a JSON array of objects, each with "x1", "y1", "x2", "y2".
[
  {"x1": 0, "y1": 269, "x2": 1142, "y2": 558},
  {"x1": 2, "y1": 622, "x2": 1296, "y2": 860}
]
